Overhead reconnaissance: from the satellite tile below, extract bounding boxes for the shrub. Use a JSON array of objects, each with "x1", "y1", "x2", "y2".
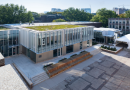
[
  {"x1": 70, "y1": 54, "x2": 77, "y2": 57},
  {"x1": 80, "y1": 51, "x2": 86, "y2": 53},
  {"x1": 43, "y1": 63, "x2": 53, "y2": 68},
  {"x1": 58, "y1": 58, "x2": 67, "y2": 62}
]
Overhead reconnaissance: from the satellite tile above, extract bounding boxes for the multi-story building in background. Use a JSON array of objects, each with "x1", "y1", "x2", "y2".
[
  {"x1": 51, "y1": 8, "x2": 65, "y2": 12},
  {"x1": 113, "y1": 7, "x2": 129, "y2": 15},
  {"x1": 41, "y1": 14, "x2": 65, "y2": 22},
  {"x1": 108, "y1": 18, "x2": 130, "y2": 35},
  {"x1": 51, "y1": 8, "x2": 91, "y2": 13},
  {"x1": 81, "y1": 8, "x2": 91, "y2": 13}
]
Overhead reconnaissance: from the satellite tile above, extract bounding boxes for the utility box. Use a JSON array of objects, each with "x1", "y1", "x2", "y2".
[{"x1": 0, "y1": 53, "x2": 4, "y2": 66}]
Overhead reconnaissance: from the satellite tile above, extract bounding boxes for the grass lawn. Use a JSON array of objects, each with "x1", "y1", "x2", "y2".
[
  {"x1": 25, "y1": 24, "x2": 86, "y2": 31},
  {"x1": 0, "y1": 26, "x2": 9, "y2": 30}
]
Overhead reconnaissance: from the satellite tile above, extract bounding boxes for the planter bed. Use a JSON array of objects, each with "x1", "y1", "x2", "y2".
[
  {"x1": 101, "y1": 48, "x2": 123, "y2": 54},
  {"x1": 44, "y1": 51, "x2": 93, "y2": 78}
]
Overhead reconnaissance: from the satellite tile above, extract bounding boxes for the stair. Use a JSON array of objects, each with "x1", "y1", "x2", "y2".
[
  {"x1": 90, "y1": 49, "x2": 102, "y2": 55},
  {"x1": 45, "y1": 51, "x2": 93, "y2": 78},
  {"x1": 31, "y1": 72, "x2": 49, "y2": 86}
]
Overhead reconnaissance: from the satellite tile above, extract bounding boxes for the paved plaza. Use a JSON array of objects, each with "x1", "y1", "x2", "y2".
[
  {"x1": 49, "y1": 50, "x2": 130, "y2": 90},
  {"x1": 4, "y1": 44, "x2": 130, "y2": 90}
]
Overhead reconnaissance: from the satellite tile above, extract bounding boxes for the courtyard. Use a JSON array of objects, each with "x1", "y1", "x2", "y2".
[{"x1": 4, "y1": 44, "x2": 130, "y2": 90}]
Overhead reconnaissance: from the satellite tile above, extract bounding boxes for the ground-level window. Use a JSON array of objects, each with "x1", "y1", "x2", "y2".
[{"x1": 66, "y1": 45, "x2": 73, "y2": 54}]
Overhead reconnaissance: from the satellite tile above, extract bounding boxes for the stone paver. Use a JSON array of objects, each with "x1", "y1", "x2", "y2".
[
  {"x1": 53, "y1": 81, "x2": 67, "y2": 90},
  {"x1": 87, "y1": 88, "x2": 93, "y2": 90},
  {"x1": 109, "y1": 77, "x2": 122, "y2": 86},
  {"x1": 88, "y1": 61, "x2": 99, "y2": 68},
  {"x1": 102, "y1": 74, "x2": 110, "y2": 81},
  {"x1": 113, "y1": 64, "x2": 121, "y2": 70},
  {"x1": 116, "y1": 69, "x2": 128, "y2": 77},
  {"x1": 87, "y1": 68, "x2": 105, "y2": 78},
  {"x1": 116, "y1": 87, "x2": 127, "y2": 90},
  {"x1": 83, "y1": 66, "x2": 90, "y2": 72},
  {"x1": 65, "y1": 76, "x2": 75, "y2": 83},
  {"x1": 105, "y1": 82, "x2": 118, "y2": 90},
  {"x1": 81, "y1": 74, "x2": 95, "y2": 83},
  {"x1": 91, "y1": 78, "x2": 105, "y2": 89},
  {"x1": 113, "y1": 73, "x2": 125, "y2": 81},
  {"x1": 122, "y1": 77, "x2": 130, "y2": 85},
  {"x1": 100, "y1": 60, "x2": 115, "y2": 68},
  {"x1": 120, "y1": 81, "x2": 130, "y2": 90},
  {"x1": 101, "y1": 87, "x2": 110, "y2": 90},
  {"x1": 68, "y1": 78, "x2": 90, "y2": 90},
  {"x1": 96, "y1": 64, "x2": 116, "y2": 76}
]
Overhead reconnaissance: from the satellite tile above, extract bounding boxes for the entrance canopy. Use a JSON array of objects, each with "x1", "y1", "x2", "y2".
[{"x1": 115, "y1": 34, "x2": 130, "y2": 49}]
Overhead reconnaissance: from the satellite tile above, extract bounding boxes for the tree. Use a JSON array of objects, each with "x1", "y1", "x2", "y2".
[
  {"x1": 118, "y1": 14, "x2": 126, "y2": 18},
  {"x1": 52, "y1": 19, "x2": 66, "y2": 22},
  {"x1": 0, "y1": 3, "x2": 34, "y2": 24},
  {"x1": 90, "y1": 8, "x2": 118, "y2": 27},
  {"x1": 125, "y1": 10, "x2": 130, "y2": 18},
  {"x1": 27, "y1": 11, "x2": 34, "y2": 22},
  {"x1": 31, "y1": 12, "x2": 41, "y2": 19},
  {"x1": 62, "y1": 7, "x2": 93, "y2": 21}
]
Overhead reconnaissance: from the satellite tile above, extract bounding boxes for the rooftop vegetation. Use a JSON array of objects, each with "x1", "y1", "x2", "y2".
[
  {"x1": 0, "y1": 26, "x2": 9, "y2": 30},
  {"x1": 25, "y1": 24, "x2": 86, "y2": 31}
]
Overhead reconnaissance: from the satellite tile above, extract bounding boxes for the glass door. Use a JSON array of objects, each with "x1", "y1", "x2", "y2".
[
  {"x1": 13, "y1": 47, "x2": 16, "y2": 55},
  {"x1": 57, "y1": 49, "x2": 61, "y2": 56}
]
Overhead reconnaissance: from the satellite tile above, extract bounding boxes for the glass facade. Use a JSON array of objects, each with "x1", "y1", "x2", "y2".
[
  {"x1": 0, "y1": 30, "x2": 19, "y2": 57},
  {"x1": 94, "y1": 31, "x2": 104, "y2": 43},
  {"x1": 20, "y1": 26, "x2": 94, "y2": 54}
]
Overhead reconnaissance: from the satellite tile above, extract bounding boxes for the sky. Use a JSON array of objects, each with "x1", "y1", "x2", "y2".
[{"x1": 1, "y1": 0, "x2": 130, "y2": 13}]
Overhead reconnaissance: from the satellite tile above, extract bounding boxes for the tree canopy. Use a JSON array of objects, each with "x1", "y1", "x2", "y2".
[
  {"x1": 31, "y1": 12, "x2": 41, "y2": 19},
  {"x1": 0, "y1": 3, "x2": 34, "y2": 24},
  {"x1": 52, "y1": 19, "x2": 66, "y2": 22},
  {"x1": 62, "y1": 7, "x2": 93, "y2": 21},
  {"x1": 125, "y1": 10, "x2": 130, "y2": 18},
  {"x1": 90, "y1": 8, "x2": 118, "y2": 27}
]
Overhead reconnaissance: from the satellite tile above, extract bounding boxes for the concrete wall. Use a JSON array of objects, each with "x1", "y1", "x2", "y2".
[
  {"x1": 19, "y1": 46, "x2": 22, "y2": 54},
  {"x1": 36, "y1": 50, "x2": 53, "y2": 63},
  {"x1": 62, "y1": 46, "x2": 66, "y2": 55},
  {"x1": 30, "y1": 50, "x2": 36, "y2": 63},
  {"x1": 82, "y1": 41, "x2": 87, "y2": 49},
  {"x1": 73, "y1": 43, "x2": 80, "y2": 52},
  {"x1": 22, "y1": 46, "x2": 26, "y2": 55},
  {"x1": 89, "y1": 39, "x2": 92, "y2": 46}
]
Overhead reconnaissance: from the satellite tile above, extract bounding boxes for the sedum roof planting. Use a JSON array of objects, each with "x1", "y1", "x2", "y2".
[{"x1": 25, "y1": 24, "x2": 86, "y2": 31}]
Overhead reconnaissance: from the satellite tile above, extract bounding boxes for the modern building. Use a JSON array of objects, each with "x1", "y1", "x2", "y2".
[
  {"x1": 108, "y1": 18, "x2": 130, "y2": 35},
  {"x1": 51, "y1": 8, "x2": 65, "y2": 12},
  {"x1": 41, "y1": 14, "x2": 65, "y2": 22},
  {"x1": 81, "y1": 8, "x2": 91, "y2": 13},
  {"x1": 0, "y1": 24, "x2": 94, "y2": 63},
  {"x1": 94, "y1": 28, "x2": 121, "y2": 44},
  {"x1": 0, "y1": 30, "x2": 19, "y2": 57},
  {"x1": 113, "y1": 7, "x2": 129, "y2": 15}
]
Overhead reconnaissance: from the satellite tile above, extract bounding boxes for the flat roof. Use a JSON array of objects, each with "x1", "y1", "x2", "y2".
[
  {"x1": 94, "y1": 28, "x2": 121, "y2": 32},
  {"x1": 0, "y1": 64, "x2": 29, "y2": 90},
  {"x1": 0, "y1": 26, "x2": 9, "y2": 30},
  {"x1": 25, "y1": 25, "x2": 86, "y2": 31},
  {"x1": 4, "y1": 21, "x2": 100, "y2": 29}
]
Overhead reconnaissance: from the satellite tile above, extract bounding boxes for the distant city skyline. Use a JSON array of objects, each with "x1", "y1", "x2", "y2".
[{"x1": 1, "y1": 0, "x2": 130, "y2": 13}]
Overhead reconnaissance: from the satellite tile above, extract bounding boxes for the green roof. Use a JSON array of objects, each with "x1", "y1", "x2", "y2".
[
  {"x1": 0, "y1": 26, "x2": 9, "y2": 30},
  {"x1": 25, "y1": 25, "x2": 86, "y2": 31}
]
